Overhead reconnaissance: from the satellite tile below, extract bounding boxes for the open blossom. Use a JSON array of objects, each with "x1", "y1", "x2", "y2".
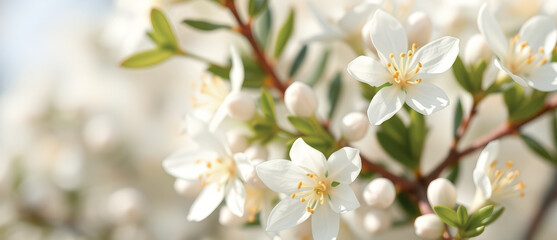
[
  {"x1": 348, "y1": 10, "x2": 459, "y2": 125},
  {"x1": 256, "y1": 138, "x2": 361, "y2": 240},
  {"x1": 471, "y1": 141, "x2": 526, "y2": 212},
  {"x1": 163, "y1": 115, "x2": 253, "y2": 221},
  {"x1": 478, "y1": 3, "x2": 557, "y2": 91}
]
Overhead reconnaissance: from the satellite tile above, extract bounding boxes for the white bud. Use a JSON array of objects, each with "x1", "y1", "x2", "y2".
[
  {"x1": 173, "y1": 179, "x2": 201, "y2": 198},
  {"x1": 363, "y1": 209, "x2": 392, "y2": 233},
  {"x1": 464, "y1": 34, "x2": 491, "y2": 65},
  {"x1": 107, "y1": 188, "x2": 145, "y2": 224},
  {"x1": 225, "y1": 92, "x2": 256, "y2": 121},
  {"x1": 219, "y1": 206, "x2": 246, "y2": 227},
  {"x1": 244, "y1": 144, "x2": 268, "y2": 161},
  {"x1": 340, "y1": 112, "x2": 369, "y2": 142},
  {"x1": 244, "y1": 159, "x2": 266, "y2": 188},
  {"x1": 226, "y1": 131, "x2": 249, "y2": 153},
  {"x1": 427, "y1": 178, "x2": 456, "y2": 208},
  {"x1": 406, "y1": 12, "x2": 432, "y2": 48},
  {"x1": 363, "y1": 178, "x2": 396, "y2": 209},
  {"x1": 83, "y1": 115, "x2": 118, "y2": 151},
  {"x1": 284, "y1": 82, "x2": 318, "y2": 117},
  {"x1": 414, "y1": 214, "x2": 444, "y2": 240}
]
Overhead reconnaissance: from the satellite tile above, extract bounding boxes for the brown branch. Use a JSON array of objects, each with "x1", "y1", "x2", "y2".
[
  {"x1": 358, "y1": 154, "x2": 417, "y2": 192},
  {"x1": 224, "y1": 0, "x2": 288, "y2": 96}
]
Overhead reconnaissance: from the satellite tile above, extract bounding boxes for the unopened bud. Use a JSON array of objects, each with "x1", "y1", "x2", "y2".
[
  {"x1": 173, "y1": 179, "x2": 201, "y2": 198},
  {"x1": 406, "y1": 12, "x2": 432, "y2": 48},
  {"x1": 414, "y1": 214, "x2": 444, "y2": 240},
  {"x1": 284, "y1": 82, "x2": 318, "y2": 117},
  {"x1": 427, "y1": 178, "x2": 457, "y2": 208},
  {"x1": 363, "y1": 178, "x2": 396, "y2": 209},
  {"x1": 244, "y1": 144, "x2": 268, "y2": 161},
  {"x1": 363, "y1": 209, "x2": 392, "y2": 233},
  {"x1": 226, "y1": 131, "x2": 249, "y2": 153},
  {"x1": 464, "y1": 34, "x2": 491, "y2": 65},
  {"x1": 107, "y1": 188, "x2": 145, "y2": 224},
  {"x1": 225, "y1": 92, "x2": 256, "y2": 121},
  {"x1": 341, "y1": 112, "x2": 369, "y2": 142}
]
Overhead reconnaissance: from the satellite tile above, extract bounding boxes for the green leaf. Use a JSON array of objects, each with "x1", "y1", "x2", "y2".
[
  {"x1": 434, "y1": 206, "x2": 460, "y2": 228},
  {"x1": 520, "y1": 133, "x2": 554, "y2": 162},
  {"x1": 248, "y1": 0, "x2": 268, "y2": 17},
  {"x1": 183, "y1": 19, "x2": 230, "y2": 31},
  {"x1": 331, "y1": 181, "x2": 340, "y2": 187},
  {"x1": 377, "y1": 131, "x2": 416, "y2": 169},
  {"x1": 447, "y1": 162, "x2": 460, "y2": 184},
  {"x1": 467, "y1": 205, "x2": 494, "y2": 229},
  {"x1": 289, "y1": 44, "x2": 308, "y2": 77},
  {"x1": 327, "y1": 73, "x2": 342, "y2": 119},
  {"x1": 510, "y1": 90, "x2": 547, "y2": 122},
  {"x1": 150, "y1": 9, "x2": 178, "y2": 48},
  {"x1": 260, "y1": 89, "x2": 276, "y2": 122},
  {"x1": 461, "y1": 226, "x2": 485, "y2": 238},
  {"x1": 482, "y1": 207, "x2": 505, "y2": 226},
  {"x1": 452, "y1": 56, "x2": 474, "y2": 93},
  {"x1": 457, "y1": 205, "x2": 469, "y2": 227},
  {"x1": 120, "y1": 49, "x2": 174, "y2": 68},
  {"x1": 254, "y1": 8, "x2": 272, "y2": 48},
  {"x1": 470, "y1": 60, "x2": 487, "y2": 92},
  {"x1": 274, "y1": 9, "x2": 295, "y2": 58},
  {"x1": 287, "y1": 116, "x2": 314, "y2": 135},
  {"x1": 396, "y1": 193, "x2": 421, "y2": 219},
  {"x1": 503, "y1": 84, "x2": 525, "y2": 113},
  {"x1": 301, "y1": 136, "x2": 332, "y2": 152},
  {"x1": 408, "y1": 109, "x2": 426, "y2": 162},
  {"x1": 453, "y1": 98, "x2": 463, "y2": 138},
  {"x1": 307, "y1": 49, "x2": 331, "y2": 86}
]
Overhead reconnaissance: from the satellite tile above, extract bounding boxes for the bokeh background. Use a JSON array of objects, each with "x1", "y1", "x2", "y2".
[{"x1": 1, "y1": 0, "x2": 556, "y2": 239}]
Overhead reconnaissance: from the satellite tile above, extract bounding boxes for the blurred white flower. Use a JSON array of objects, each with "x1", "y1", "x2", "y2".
[
  {"x1": 340, "y1": 112, "x2": 369, "y2": 142},
  {"x1": 107, "y1": 188, "x2": 146, "y2": 224},
  {"x1": 427, "y1": 178, "x2": 457, "y2": 208},
  {"x1": 362, "y1": 177, "x2": 396, "y2": 209},
  {"x1": 363, "y1": 209, "x2": 391, "y2": 233},
  {"x1": 478, "y1": 3, "x2": 557, "y2": 91},
  {"x1": 414, "y1": 213, "x2": 444, "y2": 240},
  {"x1": 348, "y1": 10, "x2": 459, "y2": 125},
  {"x1": 256, "y1": 138, "x2": 361, "y2": 240},
  {"x1": 82, "y1": 114, "x2": 119, "y2": 152},
  {"x1": 284, "y1": 82, "x2": 318, "y2": 118}
]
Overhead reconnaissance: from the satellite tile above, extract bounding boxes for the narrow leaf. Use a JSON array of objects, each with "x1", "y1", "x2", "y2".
[
  {"x1": 274, "y1": 9, "x2": 295, "y2": 58},
  {"x1": 327, "y1": 73, "x2": 342, "y2": 119},
  {"x1": 433, "y1": 206, "x2": 460, "y2": 228},
  {"x1": 520, "y1": 133, "x2": 554, "y2": 161},
  {"x1": 287, "y1": 116, "x2": 314, "y2": 135},
  {"x1": 308, "y1": 49, "x2": 331, "y2": 86},
  {"x1": 151, "y1": 9, "x2": 178, "y2": 47},
  {"x1": 457, "y1": 205, "x2": 469, "y2": 227},
  {"x1": 470, "y1": 60, "x2": 487, "y2": 92},
  {"x1": 183, "y1": 19, "x2": 231, "y2": 31},
  {"x1": 248, "y1": 0, "x2": 268, "y2": 17},
  {"x1": 452, "y1": 56, "x2": 474, "y2": 93},
  {"x1": 260, "y1": 89, "x2": 276, "y2": 122},
  {"x1": 254, "y1": 8, "x2": 272, "y2": 48},
  {"x1": 467, "y1": 205, "x2": 494, "y2": 229},
  {"x1": 482, "y1": 207, "x2": 505, "y2": 226},
  {"x1": 121, "y1": 49, "x2": 174, "y2": 68},
  {"x1": 289, "y1": 44, "x2": 308, "y2": 77},
  {"x1": 461, "y1": 226, "x2": 485, "y2": 238},
  {"x1": 453, "y1": 98, "x2": 463, "y2": 138},
  {"x1": 408, "y1": 109, "x2": 427, "y2": 162}
]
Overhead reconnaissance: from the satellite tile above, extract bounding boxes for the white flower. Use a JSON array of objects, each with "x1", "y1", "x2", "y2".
[
  {"x1": 256, "y1": 138, "x2": 362, "y2": 240},
  {"x1": 363, "y1": 209, "x2": 392, "y2": 233},
  {"x1": 284, "y1": 82, "x2": 318, "y2": 118},
  {"x1": 347, "y1": 10, "x2": 458, "y2": 125},
  {"x1": 163, "y1": 115, "x2": 251, "y2": 221},
  {"x1": 362, "y1": 177, "x2": 396, "y2": 209},
  {"x1": 427, "y1": 178, "x2": 457, "y2": 208},
  {"x1": 464, "y1": 34, "x2": 492, "y2": 65},
  {"x1": 340, "y1": 112, "x2": 369, "y2": 142},
  {"x1": 478, "y1": 3, "x2": 557, "y2": 91},
  {"x1": 471, "y1": 141, "x2": 525, "y2": 212},
  {"x1": 414, "y1": 213, "x2": 444, "y2": 240}
]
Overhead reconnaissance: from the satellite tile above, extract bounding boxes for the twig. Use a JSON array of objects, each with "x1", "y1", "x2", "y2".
[{"x1": 358, "y1": 154, "x2": 417, "y2": 192}]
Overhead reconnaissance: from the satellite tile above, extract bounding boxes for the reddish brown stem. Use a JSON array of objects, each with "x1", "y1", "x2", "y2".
[{"x1": 359, "y1": 154, "x2": 417, "y2": 192}]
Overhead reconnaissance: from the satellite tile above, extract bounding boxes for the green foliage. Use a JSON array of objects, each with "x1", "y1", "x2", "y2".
[
  {"x1": 434, "y1": 205, "x2": 504, "y2": 239},
  {"x1": 286, "y1": 116, "x2": 336, "y2": 157},
  {"x1": 206, "y1": 56, "x2": 265, "y2": 88},
  {"x1": 254, "y1": 8, "x2": 272, "y2": 49},
  {"x1": 396, "y1": 193, "x2": 421, "y2": 219},
  {"x1": 248, "y1": 0, "x2": 269, "y2": 17},
  {"x1": 274, "y1": 9, "x2": 295, "y2": 58},
  {"x1": 503, "y1": 85, "x2": 547, "y2": 122},
  {"x1": 453, "y1": 98, "x2": 464, "y2": 138},
  {"x1": 249, "y1": 90, "x2": 279, "y2": 144},
  {"x1": 120, "y1": 49, "x2": 175, "y2": 68},
  {"x1": 520, "y1": 133, "x2": 557, "y2": 165},
  {"x1": 307, "y1": 49, "x2": 331, "y2": 86},
  {"x1": 452, "y1": 57, "x2": 487, "y2": 95},
  {"x1": 376, "y1": 113, "x2": 426, "y2": 170},
  {"x1": 183, "y1": 19, "x2": 230, "y2": 31},
  {"x1": 289, "y1": 44, "x2": 308, "y2": 77},
  {"x1": 150, "y1": 9, "x2": 178, "y2": 48},
  {"x1": 331, "y1": 181, "x2": 340, "y2": 187},
  {"x1": 260, "y1": 89, "x2": 276, "y2": 122},
  {"x1": 327, "y1": 73, "x2": 342, "y2": 119}
]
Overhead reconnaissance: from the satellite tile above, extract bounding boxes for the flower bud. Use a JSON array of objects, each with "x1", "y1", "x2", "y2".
[
  {"x1": 83, "y1": 115, "x2": 119, "y2": 152},
  {"x1": 244, "y1": 144, "x2": 268, "y2": 161},
  {"x1": 340, "y1": 112, "x2": 369, "y2": 142},
  {"x1": 226, "y1": 131, "x2": 249, "y2": 153},
  {"x1": 363, "y1": 209, "x2": 391, "y2": 233},
  {"x1": 225, "y1": 92, "x2": 256, "y2": 121},
  {"x1": 173, "y1": 179, "x2": 201, "y2": 198},
  {"x1": 107, "y1": 188, "x2": 145, "y2": 224},
  {"x1": 405, "y1": 12, "x2": 432, "y2": 48},
  {"x1": 414, "y1": 214, "x2": 444, "y2": 240},
  {"x1": 363, "y1": 178, "x2": 396, "y2": 209},
  {"x1": 427, "y1": 178, "x2": 456, "y2": 208},
  {"x1": 284, "y1": 82, "x2": 318, "y2": 117},
  {"x1": 464, "y1": 34, "x2": 491, "y2": 65}
]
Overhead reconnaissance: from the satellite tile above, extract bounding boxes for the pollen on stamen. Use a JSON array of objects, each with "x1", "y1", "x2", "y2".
[
  {"x1": 539, "y1": 47, "x2": 545, "y2": 53},
  {"x1": 495, "y1": 170, "x2": 502, "y2": 178},
  {"x1": 390, "y1": 53, "x2": 395, "y2": 59},
  {"x1": 527, "y1": 56, "x2": 534, "y2": 64},
  {"x1": 206, "y1": 162, "x2": 212, "y2": 168},
  {"x1": 518, "y1": 182, "x2": 526, "y2": 190},
  {"x1": 306, "y1": 173, "x2": 314, "y2": 178},
  {"x1": 418, "y1": 62, "x2": 423, "y2": 68},
  {"x1": 539, "y1": 58, "x2": 548, "y2": 65},
  {"x1": 412, "y1": 43, "x2": 417, "y2": 51},
  {"x1": 387, "y1": 63, "x2": 392, "y2": 67},
  {"x1": 506, "y1": 161, "x2": 514, "y2": 168},
  {"x1": 291, "y1": 193, "x2": 296, "y2": 199},
  {"x1": 301, "y1": 198, "x2": 306, "y2": 203},
  {"x1": 408, "y1": 51, "x2": 413, "y2": 57},
  {"x1": 400, "y1": 53, "x2": 406, "y2": 58},
  {"x1": 306, "y1": 206, "x2": 315, "y2": 214},
  {"x1": 521, "y1": 42, "x2": 528, "y2": 49},
  {"x1": 297, "y1": 181, "x2": 303, "y2": 189},
  {"x1": 416, "y1": 78, "x2": 422, "y2": 83},
  {"x1": 490, "y1": 160, "x2": 498, "y2": 169}
]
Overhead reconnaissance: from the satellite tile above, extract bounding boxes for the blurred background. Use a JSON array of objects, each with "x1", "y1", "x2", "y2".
[{"x1": 0, "y1": 0, "x2": 556, "y2": 239}]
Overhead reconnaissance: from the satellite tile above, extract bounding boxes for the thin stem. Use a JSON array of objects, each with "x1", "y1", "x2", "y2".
[{"x1": 358, "y1": 154, "x2": 417, "y2": 191}]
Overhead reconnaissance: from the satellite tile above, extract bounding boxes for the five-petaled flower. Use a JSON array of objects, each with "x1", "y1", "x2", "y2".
[
  {"x1": 478, "y1": 3, "x2": 557, "y2": 91},
  {"x1": 256, "y1": 138, "x2": 362, "y2": 240},
  {"x1": 347, "y1": 10, "x2": 459, "y2": 125}
]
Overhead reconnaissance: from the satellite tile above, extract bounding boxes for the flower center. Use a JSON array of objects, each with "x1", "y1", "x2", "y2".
[
  {"x1": 487, "y1": 160, "x2": 525, "y2": 201},
  {"x1": 195, "y1": 157, "x2": 235, "y2": 191},
  {"x1": 385, "y1": 43, "x2": 423, "y2": 88},
  {"x1": 290, "y1": 173, "x2": 329, "y2": 214},
  {"x1": 245, "y1": 187, "x2": 264, "y2": 222},
  {"x1": 191, "y1": 74, "x2": 229, "y2": 111},
  {"x1": 506, "y1": 34, "x2": 547, "y2": 75}
]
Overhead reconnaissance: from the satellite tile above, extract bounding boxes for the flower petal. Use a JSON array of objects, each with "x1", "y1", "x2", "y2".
[
  {"x1": 370, "y1": 10, "x2": 408, "y2": 63},
  {"x1": 338, "y1": 2, "x2": 377, "y2": 35},
  {"x1": 367, "y1": 86, "x2": 405, "y2": 125},
  {"x1": 307, "y1": 2, "x2": 344, "y2": 41},
  {"x1": 311, "y1": 205, "x2": 340, "y2": 240},
  {"x1": 225, "y1": 178, "x2": 246, "y2": 217},
  {"x1": 477, "y1": 3, "x2": 509, "y2": 58},
  {"x1": 209, "y1": 99, "x2": 229, "y2": 132},
  {"x1": 328, "y1": 184, "x2": 360, "y2": 213},
  {"x1": 229, "y1": 45, "x2": 244, "y2": 92},
  {"x1": 233, "y1": 153, "x2": 253, "y2": 182},
  {"x1": 411, "y1": 36, "x2": 459, "y2": 75},
  {"x1": 475, "y1": 140, "x2": 499, "y2": 173},
  {"x1": 493, "y1": 59, "x2": 528, "y2": 87},
  {"x1": 527, "y1": 63, "x2": 557, "y2": 91},
  {"x1": 518, "y1": 15, "x2": 557, "y2": 60},
  {"x1": 266, "y1": 198, "x2": 311, "y2": 232},
  {"x1": 405, "y1": 82, "x2": 449, "y2": 115},
  {"x1": 163, "y1": 150, "x2": 217, "y2": 181},
  {"x1": 187, "y1": 182, "x2": 226, "y2": 221},
  {"x1": 327, "y1": 147, "x2": 361, "y2": 184},
  {"x1": 256, "y1": 159, "x2": 306, "y2": 193},
  {"x1": 347, "y1": 56, "x2": 391, "y2": 87},
  {"x1": 473, "y1": 170, "x2": 492, "y2": 199},
  {"x1": 290, "y1": 138, "x2": 327, "y2": 176}
]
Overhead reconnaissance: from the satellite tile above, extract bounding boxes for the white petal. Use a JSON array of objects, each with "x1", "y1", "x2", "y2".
[
  {"x1": 411, "y1": 36, "x2": 459, "y2": 75},
  {"x1": 229, "y1": 45, "x2": 244, "y2": 92},
  {"x1": 185, "y1": 115, "x2": 227, "y2": 155},
  {"x1": 405, "y1": 82, "x2": 449, "y2": 115},
  {"x1": 233, "y1": 153, "x2": 253, "y2": 182},
  {"x1": 187, "y1": 183, "x2": 226, "y2": 221},
  {"x1": 527, "y1": 63, "x2": 557, "y2": 92},
  {"x1": 473, "y1": 170, "x2": 492, "y2": 199},
  {"x1": 256, "y1": 159, "x2": 307, "y2": 193},
  {"x1": 307, "y1": 2, "x2": 344, "y2": 40},
  {"x1": 518, "y1": 16, "x2": 557, "y2": 60},
  {"x1": 367, "y1": 86, "x2": 405, "y2": 125},
  {"x1": 225, "y1": 179, "x2": 246, "y2": 217},
  {"x1": 328, "y1": 184, "x2": 360, "y2": 213},
  {"x1": 327, "y1": 147, "x2": 361, "y2": 184},
  {"x1": 266, "y1": 198, "x2": 311, "y2": 232},
  {"x1": 493, "y1": 59, "x2": 528, "y2": 87},
  {"x1": 347, "y1": 56, "x2": 391, "y2": 87},
  {"x1": 475, "y1": 140, "x2": 499, "y2": 173},
  {"x1": 370, "y1": 10, "x2": 408, "y2": 63},
  {"x1": 338, "y1": 2, "x2": 376, "y2": 35},
  {"x1": 311, "y1": 205, "x2": 340, "y2": 240},
  {"x1": 163, "y1": 150, "x2": 217, "y2": 181},
  {"x1": 209, "y1": 99, "x2": 229, "y2": 132},
  {"x1": 290, "y1": 138, "x2": 327, "y2": 176},
  {"x1": 477, "y1": 3, "x2": 509, "y2": 58}
]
